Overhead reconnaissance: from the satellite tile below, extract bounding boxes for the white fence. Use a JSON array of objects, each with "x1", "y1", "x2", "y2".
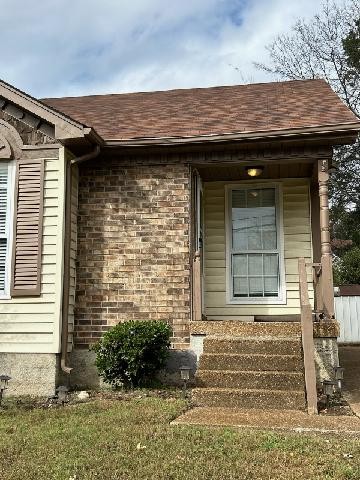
[{"x1": 335, "y1": 296, "x2": 360, "y2": 344}]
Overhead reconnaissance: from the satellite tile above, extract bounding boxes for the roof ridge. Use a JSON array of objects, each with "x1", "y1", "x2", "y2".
[{"x1": 42, "y1": 78, "x2": 326, "y2": 102}]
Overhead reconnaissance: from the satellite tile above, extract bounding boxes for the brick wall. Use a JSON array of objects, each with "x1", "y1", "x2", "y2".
[{"x1": 74, "y1": 156, "x2": 191, "y2": 350}]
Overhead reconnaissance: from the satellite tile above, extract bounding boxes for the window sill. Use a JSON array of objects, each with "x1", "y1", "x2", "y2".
[
  {"x1": 227, "y1": 297, "x2": 287, "y2": 305},
  {"x1": 0, "y1": 295, "x2": 12, "y2": 301}
]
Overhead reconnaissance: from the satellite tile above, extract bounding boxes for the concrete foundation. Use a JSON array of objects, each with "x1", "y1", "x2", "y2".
[
  {"x1": 0, "y1": 353, "x2": 58, "y2": 397},
  {"x1": 66, "y1": 348, "x2": 198, "y2": 389},
  {"x1": 313, "y1": 337, "x2": 339, "y2": 383},
  {"x1": 313, "y1": 322, "x2": 340, "y2": 384}
]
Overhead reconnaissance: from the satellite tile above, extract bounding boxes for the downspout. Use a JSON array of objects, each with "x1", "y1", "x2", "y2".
[{"x1": 60, "y1": 145, "x2": 101, "y2": 374}]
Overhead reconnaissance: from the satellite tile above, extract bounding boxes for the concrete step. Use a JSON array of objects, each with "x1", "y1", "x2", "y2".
[
  {"x1": 203, "y1": 337, "x2": 302, "y2": 356},
  {"x1": 191, "y1": 321, "x2": 301, "y2": 338},
  {"x1": 199, "y1": 353, "x2": 303, "y2": 372},
  {"x1": 196, "y1": 370, "x2": 304, "y2": 390},
  {"x1": 191, "y1": 387, "x2": 306, "y2": 410}
]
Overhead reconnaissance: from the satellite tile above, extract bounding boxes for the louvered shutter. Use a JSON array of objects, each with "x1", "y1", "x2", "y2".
[
  {"x1": 0, "y1": 165, "x2": 9, "y2": 293},
  {"x1": 11, "y1": 159, "x2": 44, "y2": 296}
]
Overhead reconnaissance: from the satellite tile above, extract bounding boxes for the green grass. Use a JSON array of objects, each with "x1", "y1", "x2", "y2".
[{"x1": 1, "y1": 396, "x2": 360, "y2": 480}]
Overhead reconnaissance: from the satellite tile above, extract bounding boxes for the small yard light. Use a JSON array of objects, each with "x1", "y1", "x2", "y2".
[
  {"x1": 246, "y1": 166, "x2": 264, "y2": 177},
  {"x1": 180, "y1": 365, "x2": 190, "y2": 399},
  {"x1": 57, "y1": 385, "x2": 69, "y2": 405},
  {"x1": 323, "y1": 379, "x2": 336, "y2": 408},
  {"x1": 0, "y1": 375, "x2": 11, "y2": 406},
  {"x1": 334, "y1": 366, "x2": 345, "y2": 391}
]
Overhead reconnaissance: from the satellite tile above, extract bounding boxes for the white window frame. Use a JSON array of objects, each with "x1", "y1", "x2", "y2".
[
  {"x1": 225, "y1": 182, "x2": 286, "y2": 305},
  {"x1": 0, "y1": 160, "x2": 15, "y2": 299}
]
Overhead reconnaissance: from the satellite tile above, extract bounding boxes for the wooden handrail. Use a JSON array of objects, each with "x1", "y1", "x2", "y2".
[{"x1": 298, "y1": 258, "x2": 318, "y2": 415}]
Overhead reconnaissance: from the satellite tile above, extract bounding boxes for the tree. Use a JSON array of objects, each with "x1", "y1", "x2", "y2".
[
  {"x1": 255, "y1": 0, "x2": 360, "y2": 210},
  {"x1": 343, "y1": 18, "x2": 360, "y2": 84},
  {"x1": 256, "y1": 1, "x2": 360, "y2": 274},
  {"x1": 333, "y1": 247, "x2": 360, "y2": 285}
]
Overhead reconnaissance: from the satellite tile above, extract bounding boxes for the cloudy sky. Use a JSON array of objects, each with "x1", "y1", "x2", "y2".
[{"x1": 0, "y1": 0, "x2": 343, "y2": 98}]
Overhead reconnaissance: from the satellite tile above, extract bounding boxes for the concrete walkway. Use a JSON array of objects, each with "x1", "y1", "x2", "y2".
[
  {"x1": 172, "y1": 407, "x2": 360, "y2": 434},
  {"x1": 339, "y1": 345, "x2": 360, "y2": 418}
]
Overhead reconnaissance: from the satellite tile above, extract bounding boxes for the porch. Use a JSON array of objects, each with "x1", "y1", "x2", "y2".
[
  {"x1": 192, "y1": 153, "x2": 334, "y2": 321},
  {"x1": 189, "y1": 150, "x2": 338, "y2": 414}
]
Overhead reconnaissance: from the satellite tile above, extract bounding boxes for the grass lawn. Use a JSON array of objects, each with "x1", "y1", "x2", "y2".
[{"x1": 1, "y1": 393, "x2": 360, "y2": 480}]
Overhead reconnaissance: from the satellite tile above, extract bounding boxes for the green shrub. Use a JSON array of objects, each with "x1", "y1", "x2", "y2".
[
  {"x1": 333, "y1": 247, "x2": 360, "y2": 285},
  {"x1": 92, "y1": 320, "x2": 171, "y2": 388}
]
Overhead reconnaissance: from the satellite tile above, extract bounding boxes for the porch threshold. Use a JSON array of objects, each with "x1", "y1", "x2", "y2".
[
  {"x1": 171, "y1": 407, "x2": 360, "y2": 435},
  {"x1": 190, "y1": 320, "x2": 301, "y2": 337}
]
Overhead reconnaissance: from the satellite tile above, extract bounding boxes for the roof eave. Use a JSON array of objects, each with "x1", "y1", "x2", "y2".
[
  {"x1": 0, "y1": 80, "x2": 104, "y2": 145},
  {"x1": 103, "y1": 122, "x2": 360, "y2": 147}
]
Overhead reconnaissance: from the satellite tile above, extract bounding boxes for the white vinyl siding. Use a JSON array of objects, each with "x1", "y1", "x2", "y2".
[
  {"x1": 0, "y1": 149, "x2": 66, "y2": 353},
  {"x1": 204, "y1": 178, "x2": 313, "y2": 318}
]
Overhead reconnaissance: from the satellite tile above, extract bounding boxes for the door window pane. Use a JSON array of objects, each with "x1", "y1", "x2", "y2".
[{"x1": 231, "y1": 187, "x2": 280, "y2": 299}]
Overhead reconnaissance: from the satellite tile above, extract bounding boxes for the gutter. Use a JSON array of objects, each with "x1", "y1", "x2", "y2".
[
  {"x1": 103, "y1": 121, "x2": 360, "y2": 147},
  {"x1": 60, "y1": 144, "x2": 101, "y2": 374}
]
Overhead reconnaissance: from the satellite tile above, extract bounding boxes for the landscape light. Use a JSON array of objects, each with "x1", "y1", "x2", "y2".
[
  {"x1": 179, "y1": 365, "x2": 190, "y2": 399},
  {"x1": 0, "y1": 375, "x2": 11, "y2": 406}
]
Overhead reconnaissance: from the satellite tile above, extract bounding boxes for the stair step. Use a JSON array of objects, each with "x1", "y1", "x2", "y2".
[
  {"x1": 204, "y1": 337, "x2": 302, "y2": 356},
  {"x1": 191, "y1": 321, "x2": 301, "y2": 338},
  {"x1": 196, "y1": 370, "x2": 304, "y2": 390},
  {"x1": 199, "y1": 353, "x2": 303, "y2": 372},
  {"x1": 191, "y1": 387, "x2": 305, "y2": 410}
]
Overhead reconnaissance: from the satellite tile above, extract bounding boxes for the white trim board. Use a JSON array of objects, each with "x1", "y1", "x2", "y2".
[{"x1": 225, "y1": 182, "x2": 287, "y2": 305}]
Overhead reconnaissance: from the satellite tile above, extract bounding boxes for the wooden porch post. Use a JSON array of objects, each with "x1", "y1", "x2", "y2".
[
  {"x1": 191, "y1": 170, "x2": 203, "y2": 321},
  {"x1": 318, "y1": 159, "x2": 335, "y2": 320}
]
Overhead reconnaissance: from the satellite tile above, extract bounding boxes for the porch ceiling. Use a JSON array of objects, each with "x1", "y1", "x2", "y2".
[{"x1": 197, "y1": 162, "x2": 313, "y2": 181}]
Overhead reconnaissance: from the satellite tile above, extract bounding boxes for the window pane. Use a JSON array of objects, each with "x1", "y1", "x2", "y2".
[
  {"x1": 233, "y1": 255, "x2": 247, "y2": 275},
  {"x1": 232, "y1": 217, "x2": 248, "y2": 250},
  {"x1": 232, "y1": 189, "x2": 277, "y2": 252},
  {"x1": 248, "y1": 254, "x2": 262, "y2": 276},
  {"x1": 264, "y1": 277, "x2": 278, "y2": 296},
  {"x1": 247, "y1": 189, "x2": 261, "y2": 208},
  {"x1": 263, "y1": 229, "x2": 277, "y2": 249},
  {"x1": 261, "y1": 188, "x2": 276, "y2": 206},
  {"x1": 234, "y1": 277, "x2": 248, "y2": 297},
  {"x1": 232, "y1": 189, "x2": 246, "y2": 208},
  {"x1": 249, "y1": 277, "x2": 263, "y2": 296},
  {"x1": 231, "y1": 187, "x2": 280, "y2": 300},
  {"x1": 247, "y1": 216, "x2": 262, "y2": 249},
  {"x1": 264, "y1": 254, "x2": 278, "y2": 276}
]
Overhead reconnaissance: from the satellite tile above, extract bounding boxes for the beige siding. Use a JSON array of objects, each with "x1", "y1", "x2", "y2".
[
  {"x1": 0, "y1": 148, "x2": 66, "y2": 353},
  {"x1": 204, "y1": 179, "x2": 313, "y2": 318}
]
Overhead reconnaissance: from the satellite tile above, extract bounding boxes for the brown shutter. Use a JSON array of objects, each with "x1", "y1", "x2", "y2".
[{"x1": 11, "y1": 159, "x2": 44, "y2": 296}]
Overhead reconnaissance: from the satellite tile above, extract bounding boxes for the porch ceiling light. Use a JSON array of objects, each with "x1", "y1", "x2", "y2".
[{"x1": 246, "y1": 166, "x2": 264, "y2": 177}]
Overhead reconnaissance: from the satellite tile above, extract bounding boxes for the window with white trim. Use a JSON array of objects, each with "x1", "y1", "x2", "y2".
[
  {"x1": 228, "y1": 185, "x2": 284, "y2": 302},
  {"x1": 0, "y1": 162, "x2": 13, "y2": 296}
]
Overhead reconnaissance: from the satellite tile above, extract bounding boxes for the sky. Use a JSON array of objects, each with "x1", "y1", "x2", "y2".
[{"x1": 0, "y1": 0, "x2": 344, "y2": 98}]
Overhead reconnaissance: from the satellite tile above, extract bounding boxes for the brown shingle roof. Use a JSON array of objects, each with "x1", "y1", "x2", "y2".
[{"x1": 42, "y1": 79, "x2": 359, "y2": 141}]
